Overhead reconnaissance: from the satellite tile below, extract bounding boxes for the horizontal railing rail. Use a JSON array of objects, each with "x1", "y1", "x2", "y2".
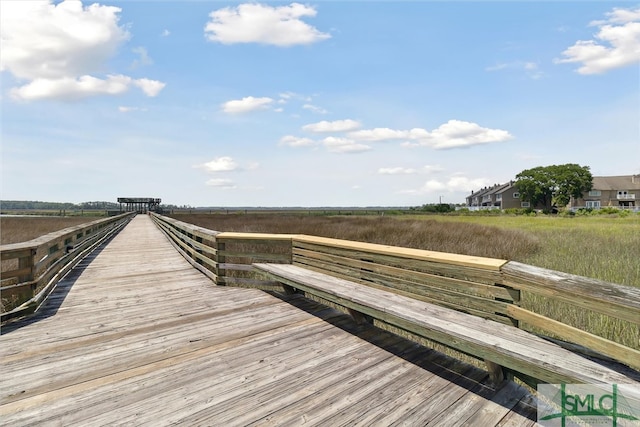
[
  {"x1": 1, "y1": 212, "x2": 135, "y2": 323},
  {"x1": 150, "y1": 213, "x2": 640, "y2": 381}
]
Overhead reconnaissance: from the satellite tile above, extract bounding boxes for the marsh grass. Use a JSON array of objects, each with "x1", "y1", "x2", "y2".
[
  {"x1": 424, "y1": 214, "x2": 640, "y2": 287},
  {"x1": 1, "y1": 216, "x2": 95, "y2": 245},
  {"x1": 172, "y1": 214, "x2": 541, "y2": 260}
]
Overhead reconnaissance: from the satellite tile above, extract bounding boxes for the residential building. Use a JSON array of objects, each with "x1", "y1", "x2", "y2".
[
  {"x1": 466, "y1": 181, "x2": 531, "y2": 210},
  {"x1": 569, "y1": 175, "x2": 640, "y2": 210}
]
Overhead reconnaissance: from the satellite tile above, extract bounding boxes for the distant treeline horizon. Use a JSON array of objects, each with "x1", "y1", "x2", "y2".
[
  {"x1": 1, "y1": 200, "x2": 461, "y2": 212},
  {"x1": 1, "y1": 200, "x2": 120, "y2": 210}
]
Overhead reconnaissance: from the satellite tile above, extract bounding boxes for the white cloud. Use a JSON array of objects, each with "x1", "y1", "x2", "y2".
[
  {"x1": 279, "y1": 135, "x2": 316, "y2": 147},
  {"x1": 405, "y1": 175, "x2": 491, "y2": 195},
  {"x1": 420, "y1": 180, "x2": 448, "y2": 192},
  {"x1": 222, "y1": 96, "x2": 274, "y2": 114},
  {"x1": 278, "y1": 91, "x2": 310, "y2": 102},
  {"x1": 348, "y1": 127, "x2": 409, "y2": 142},
  {"x1": 303, "y1": 104, "x2": 329, "y2": 114},
  {"x1": 378, "y1": 167, "x2": 418, "y2": 175},
  {"x1": 555, "y1": 7, "x2": 640, "y2": 74},
  {"x1": 131, "y1": 46, "x2": 153, "y2": 68},
  {"x1": 161, "y1": 29, "x2": 170, "y2": 37},
  {"x1": 590, "y1": 7, "x2": 640, "y2": 26},
  {"x1": 118, "y1": 106, "x2": 147, "y2": 113},
  {"x1": 288, "y1": 120, "x2": 510, "y2": 153},
  {"x1": 134, "y1": 78, "x2": 166, "y2": 97},
  {"x1": 485, "y1": 61, "x2": 544, "y2": 79},
  {"x1": 403, "y1": 120, "x2": 513, "y2": 149},
  {"x1": 378, "y1": 164, "x2": 445, "y2": 175},
  {"x1": 322, "y1": 137, "x2": 371, "y2": 154},
  {"x1": 278, "y1": 91, "x2": 309, "y2": 101},
  {"x1": 346, "y1": 121, "x2": 511, "y2": 149},
  {"x1": 446, "y1": 175, "x2": 490, "y2": 192},
  {"x1": 199, "y1": 157, "x2": 239, "y2": 172},
  {"x1": 9, "y1": 75, "x2": 165, "y2": 101},
  {"x1": 0, "y1": 1, "x2": 128, "y2": 80},
  {"x1": 206, "y1": 178, "x2": 237, "y2": 189},
  {"x1": 10, "y1": 75, "x2": 115, "y2": 101},
  {"x1": 302, "y1": 119, "x2": 361, "y2": 133},
  {"x1": 204, "y1": 3, "x2": 331, "y2": 46},
  {"x1": 0, "y1": 0, "x2": 165, "y2": 101}
]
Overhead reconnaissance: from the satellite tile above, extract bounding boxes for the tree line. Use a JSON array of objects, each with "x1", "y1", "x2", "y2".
[{"x1": 1, "y1": 200, "x2": 121, "y2": 210}]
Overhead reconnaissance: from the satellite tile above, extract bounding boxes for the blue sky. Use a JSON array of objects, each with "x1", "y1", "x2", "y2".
[{"x1": 1, "y1": 1, "x2": 639, "y2": 207}]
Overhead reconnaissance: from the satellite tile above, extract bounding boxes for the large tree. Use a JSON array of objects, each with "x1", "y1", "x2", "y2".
[{"x1": 515, "y1": 164, "x2": 593, "y2": 209}]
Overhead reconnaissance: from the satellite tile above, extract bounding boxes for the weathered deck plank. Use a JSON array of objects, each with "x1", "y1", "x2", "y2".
[{"x1": 0, "y1": 215, "x2": 538, "y2": 426}]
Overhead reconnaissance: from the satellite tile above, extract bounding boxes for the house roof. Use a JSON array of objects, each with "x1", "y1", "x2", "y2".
[
  {"x1": 592, "y1": 175, "x2": 640, "y2": 191},
  {"x1": 466, "y1": 182, "x2": 515, "y2": 201},
  {"x1": 494, "y1": 182, "x2": 515, "y2": 194},
  {"x1": 467, "y1": 187, "x2": 492, "y2": 199}
]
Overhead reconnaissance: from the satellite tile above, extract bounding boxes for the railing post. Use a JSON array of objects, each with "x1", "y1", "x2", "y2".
[
  {"x1": 215, "y1": 239, "x2": 226, "y2": 286},
  {"x1": 18, "y1": 249, "x2": 36, "y2": 286},
  {"x1": 498, "y1": 285, "x2": 520, "y2": 328},
  {"x1": 195, "y1": 236, "x2": 204, "y2": 266}
]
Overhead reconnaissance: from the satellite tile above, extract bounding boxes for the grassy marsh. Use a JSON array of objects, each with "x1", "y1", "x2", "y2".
[{"x1": 1, "y1": 216, "x2": 95, "y2": 245}]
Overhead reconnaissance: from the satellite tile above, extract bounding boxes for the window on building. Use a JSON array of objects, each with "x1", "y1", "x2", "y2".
[
  {"x1": 588, "y1": 190, "x2": 601, "y2": 196},
  {"x1": 521, "y1": 202, "x2": 530, "y2": 208},
  {"x1": 513, "y1": 192, "x2": 520, "y2": 198},
  {"x1": 586, "y1": 201, "x2": 601, "y2": 208}
]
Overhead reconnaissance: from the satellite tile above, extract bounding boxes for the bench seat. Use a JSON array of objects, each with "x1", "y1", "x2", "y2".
[{"x1": 253, "y1": 263, "x2": 639, "y2": 387}]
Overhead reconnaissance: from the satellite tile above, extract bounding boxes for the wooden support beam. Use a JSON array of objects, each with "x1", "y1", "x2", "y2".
[{"x1": 347, "y1": 308, "x2": 371, "y2": 325}]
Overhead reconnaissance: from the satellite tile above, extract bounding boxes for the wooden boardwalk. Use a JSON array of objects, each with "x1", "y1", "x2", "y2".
[{"x1": 0, "y1": 215, "x2": 538, "y2": 426}]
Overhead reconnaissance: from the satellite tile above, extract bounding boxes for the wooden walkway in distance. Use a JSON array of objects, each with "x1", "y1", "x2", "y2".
[{"x1": 0, "y1": 215, "x2": 538, "y2": 426}]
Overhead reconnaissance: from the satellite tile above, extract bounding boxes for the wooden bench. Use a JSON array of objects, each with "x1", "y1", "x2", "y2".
[
  {"x1": 253, "y1": 262, "x2": 640, "y2": 387},
  {"x1": 291, "y1": 235, "x2": 519, "y2": 326}
]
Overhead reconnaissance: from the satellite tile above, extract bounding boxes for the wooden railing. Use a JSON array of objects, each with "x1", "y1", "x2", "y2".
[
  {"x1": 151, "y1": 213, "x2": 640, "y2": 379},
  {"x1": 1, "y1": 213, "x2": 134, "y2": 323}
]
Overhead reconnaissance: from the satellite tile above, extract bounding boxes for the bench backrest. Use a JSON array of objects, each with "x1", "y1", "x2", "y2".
[{"x1": 292, "y1": 235, "x2": 519, "y2": 326}]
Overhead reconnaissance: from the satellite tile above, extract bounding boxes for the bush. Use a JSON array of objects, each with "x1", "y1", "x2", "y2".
[
  {"x1": 504, "y1": 208, "x2": 536, "y2": 216},
  {"x1": 416, "y1": 203, "x2": 455, "y2": 213},
  {"x1": 575, "y1": 208, "x2": 594, "y2": 216}
]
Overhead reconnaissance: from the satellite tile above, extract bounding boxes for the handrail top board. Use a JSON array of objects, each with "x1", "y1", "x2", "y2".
[
  {"x1": 503, "y1": 261, "x2": 640, "y2": 323},
  {"x1": 152, "y1": 214, "x2": 221, "y2": 238},
  {"x1": 216, "y1": 232, "x2": 299, "y2": 241},
  {"x1": 294, "y1": 234, "x2": 507, "y2": 271}
]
